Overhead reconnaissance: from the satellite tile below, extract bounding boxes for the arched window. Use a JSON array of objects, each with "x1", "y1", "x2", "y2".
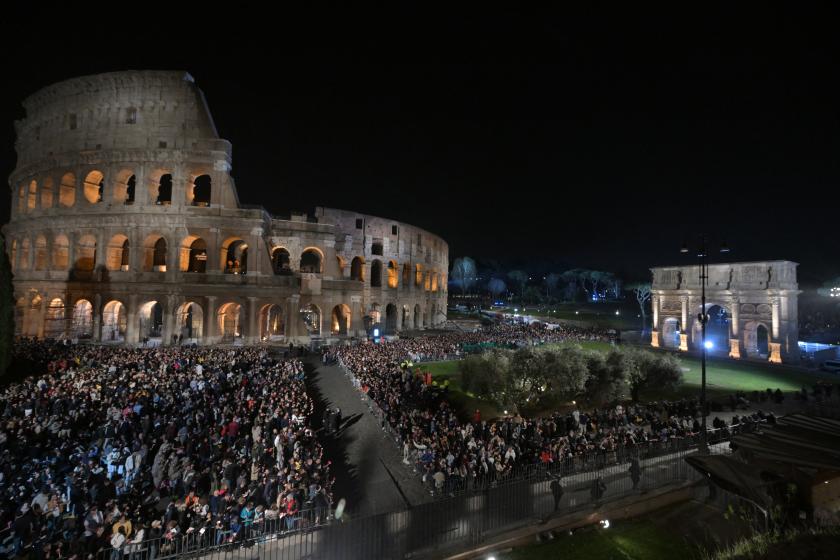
[
  {"x1": 59, "y1": 172, "x2": 76, "y2": 207},
  {"x1": 52, "y1": 235, "x2": 69, "y2": 270},
  {"x1": 139, "y1": 301, "x2": 164, "y2": 338},
  {"x1": 114, "y1": 170, "x2": 135, "y2": 204},
  {"x1": 300, "y1": 249, "x2": 322, "y2": 274},
  {"x1": 125, "y1": 175, "x2": 136, "y2": 204},
  {"x1": 387, "y1": 261, "x2": 399, "y2": 288},
  {"x1": 192, "y1": 175, "x2": 211, "y2": 206},
  {"x1": 331, "y1": 304, "x2": 351, "y2": 335},
  {"x1": 370, "y1": 260, "x2": 383, "y2": 287},
  {"x1": 402, "y1": 263, "x2": 410, "y2": 286},
  {"x1": 34, "y1": 235, "x2": 48, "y2": 271},
  {"x1": 144, "y1": 235, "x2": 167, "y2": 271},
  {"x1": 351, "y1": 257, "x2": 365, "y2": 281},
  {"x1": 385, "y1": 303, "x2": 398, "y2": 334},
  {"x1": 218, "y1": 302, "x2": 242, "y2": 339},
  {"x1": 83, "y1": 171, "x2": 104, "y2": 204},
  {"x1": 272, "y1": 248, "x2": 291, "y2": 275},
  {"x1": 9, "y1": 239, "x2": 17, "y2": 273},
  {"x1": 41, "y1": 177, "x2": 54, "y2": 209},
  {"x1": 299, "y1": 303, "x2": 321, "y2": 335},
  {"x1": 19, "y1": 238, "x2": 31, "y2": 271},
  {"x1": 44, "y1": 298, "x2": 66, "y2": 339},
  {"x1": 74, "y1": 235, "x2": 96, "y2": 272},
  {"x1": 27, "y1": 180, "x2": 38, "y2": 211},
  {"x1": 181, "y1": 237, "x2": 207, "y2": 273},
  {"x1": 431, "y1": 272, "x2": 439, "y2": 292},
  {"x1": 106, "y1": 235, "x2": 130, "y2": 271},
  {"x1": 415, "y1": 264, "x2": 423, "y2": 287},
  {"x1": 156, "y1": 174, "x2": 172, "y2": 205},
  {"x1": 72, "y1": 299, "x2": 93, "y2": 339},
  {"x1": 102, "y1": 300, "x2": 126, "y2": 342},
  {"x1": 17, "y1": 185, "x2": 25, "y2": 214},
  {"x1": 260, "y1": 304, "x2": 285, "y2": 340},
  {"x1": 177, "y1": 302, "x2": 204, "y2": 340},
  {"x1": 221, "y1": 238, "x2": 248, "y2": 274}
]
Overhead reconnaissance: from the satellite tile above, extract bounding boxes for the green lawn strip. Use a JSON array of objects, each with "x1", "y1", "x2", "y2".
[{"x1": 503, "y1": 518, "x2": 693, "y2": 560}]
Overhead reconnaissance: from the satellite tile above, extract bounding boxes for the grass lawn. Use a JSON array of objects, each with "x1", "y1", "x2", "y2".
[
  {"x1": 501, "y1": 518, "x2": 695, "y2": 560},
  {"x1": 492, "y1": 301, "x2": 643, "y2": 331},
  {"x1": 422, "y1": 360, "x2": 506, "y2": 420}
]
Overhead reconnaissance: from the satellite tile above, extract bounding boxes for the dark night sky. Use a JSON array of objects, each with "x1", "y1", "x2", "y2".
[{"x1": 1, "y1": 10, "x2": 838, "y2": 285}]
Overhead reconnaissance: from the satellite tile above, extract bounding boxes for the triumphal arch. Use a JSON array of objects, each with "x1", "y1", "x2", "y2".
[{"x1": 650, "y1": 261, "x2": 800, "y2": 363}]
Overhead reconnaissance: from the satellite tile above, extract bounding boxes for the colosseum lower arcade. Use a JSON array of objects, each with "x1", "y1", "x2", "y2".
[{"x1": 3, "y1": 71, "x2": 449, "y2": 345}]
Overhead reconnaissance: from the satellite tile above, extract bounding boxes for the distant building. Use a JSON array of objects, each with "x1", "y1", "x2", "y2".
[
  {"x1": 650, "y1": 261, "x2": 800, "y2": 363},
  {"x1": 2, "y1": 71, "x2": 448, "y2": 345}
]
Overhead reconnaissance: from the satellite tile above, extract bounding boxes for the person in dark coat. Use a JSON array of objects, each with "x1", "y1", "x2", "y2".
[
  {"x1": 629, "y1": 458, "x2": 642, "y2": 490},
  {"x1": 549, "y1": 477, "x2": 564, "y2": 512}
]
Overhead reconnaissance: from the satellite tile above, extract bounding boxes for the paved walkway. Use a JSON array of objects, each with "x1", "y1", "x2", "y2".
[{"x1": 303, "y1": 357, "x2": 431, "y2": 518}]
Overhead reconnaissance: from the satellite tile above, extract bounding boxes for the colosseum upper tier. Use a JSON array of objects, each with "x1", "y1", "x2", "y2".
[{"x1": 2, "y1": 70, "x2": 448, "y2": 345}]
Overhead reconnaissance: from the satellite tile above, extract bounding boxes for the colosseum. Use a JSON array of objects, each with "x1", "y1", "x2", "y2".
[{"x1": 2, "y1": 70, "x2": 449, "y2": 345}]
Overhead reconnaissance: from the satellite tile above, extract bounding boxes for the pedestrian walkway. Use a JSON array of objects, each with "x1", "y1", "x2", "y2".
[{"x1": 303, "y1": 357, "x2": 431, "y2": 517}]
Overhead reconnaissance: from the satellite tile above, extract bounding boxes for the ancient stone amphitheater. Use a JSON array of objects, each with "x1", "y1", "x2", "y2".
[{"x1": 2, "y1": 70, "x2": 448, "y2": 345}]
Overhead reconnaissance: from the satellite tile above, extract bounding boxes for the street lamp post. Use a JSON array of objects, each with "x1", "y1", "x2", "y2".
[{"x1": 681, "y1": 234, "x2": 729, "y2": 453}]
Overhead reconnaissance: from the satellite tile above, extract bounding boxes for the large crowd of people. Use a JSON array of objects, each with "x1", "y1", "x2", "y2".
[
  {"x1": 1, "y1": 344, "x2": 331, "y2": 558},
  {"x1": 334, "y1": 323, "x2": 771, "y2": 496}
]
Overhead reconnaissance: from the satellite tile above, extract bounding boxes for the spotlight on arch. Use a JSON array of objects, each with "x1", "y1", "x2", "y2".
[{"x1": 704, "y1": 340, "x2": 714, "y2": 350}]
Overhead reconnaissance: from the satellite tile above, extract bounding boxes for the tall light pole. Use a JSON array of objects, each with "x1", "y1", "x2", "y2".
[{"x1": 681, "y1": 235, "x2": 729, "y2": 453}]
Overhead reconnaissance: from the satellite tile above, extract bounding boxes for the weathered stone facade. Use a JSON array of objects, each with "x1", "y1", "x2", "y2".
[
  {"x1": 650, "y1": 261, "x2": 800, "y2": 363},
  {"x1": 2, "y1": 71, "x2": 448, "y2": 345}
]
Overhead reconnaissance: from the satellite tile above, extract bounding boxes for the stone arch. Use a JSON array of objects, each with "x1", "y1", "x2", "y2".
[
  {"x1": 424, "y1": 271, "x2": 432, "y2": 291},
  {"x1": 180, "y1": 235, "x2": 207, "y2": 273},
  {"x1": 106, "y1": 234, "x2": 130, "y2": 271},
  {"x1": 18, "y1": 238, "x2": 31, "y2": 271},
  {"x1": 431, "y1": 271, "x2": 439, "y2": 292},
  {"x1": 371, "y1": 259, "x2": 383, "y2": 288},
  {"x1": 387, "y1": 260, "x2": 399, "y2": 288},
  {"x1": 414, "y1": 303, "x2": 422, "y2": 328},
  {"x1": 704, "y1": 304, "x2": 731, "y2": 353},
  {"x1": 351, "y1": 256, "x2": 365, "y2": 281},
  {"x1": 743, "y1": 321, "x2": 771, "y2": 359},
  {"x1": 218, "y1": 302, "x2": 242, "y2": 339},
  {"x1": 59, "y1": 172, "x2": 76, "y2": 207},
  {"x1": 260, "y1": 304, "x2": 285, "y2": 340},
  {"x1": 138, "y1": 300, "x2": 164, "y2": 339},
  {"x1": 102, "y1": 300, "x2": 127, "y2": 342},
  {"x1": 299, "y1": 303, "x2": 322, "y2": 336},
  {"x1": 177, "y1": 301, "x2": 204, "y2": 341},
  {"x1": 27, "y1": 180, "x2": 38, "y2": 211},
  {"x1": 74, "y1": 234, "x2": 96, "y2": 272},
  {"x1": 34, "y1": 235, "x2": 48, "y2": 270},
  {"x1": 52, "y1": 235, "x2": 69, "y2": 270},
  {"x1": 113, "y1": 169, "x2": 136, "y2": 204},
  {"x1": 368, "y1": 303, "x2": 382, "y2": 325},
  {"x1": 415, "y1": 264, "x2": 424, "y2": 287},
  {"x1": 221, "y1": 237, "x2": 248, "y2": 274},
  {"x1": 41, "y1": 177, "x2": 54, "y2": 209},
  {"x1": 300, "y1": 247, "x2": 323, "y2": 273},
  {"x1": 272, "y1": 247, "x2": 292, "y2": 275},
  {"x1": 152, "y1": 171, "x2": 173, "y2": 205},
  {"x1": 402, "y1": 263, "x2": 410, "y2": 286},
  {"x1": 385, "y1": 303, "x2": 398, "y2": 334},
  {"x1": 83, "y1": 170, "x2": 104, "y2": 204},
  {"x1": 44, "y1": 298, "x2": 66, "y2": 338},
  {"x1": 24, "y1": 293, "x2": 43, "y2": 337},
  {"x1": 72, "y1": 299, "x2": 93, "y2": 339},
  {"x1": 17, "y1": 184, "x2": 25, "y2": 214},
  {"x1": 662, "y1": 317, "x2": 681, "y2": 349},
  {"x1": 144, "y1": 234, "x2": 168, "y2": 271},
  {"x1": 331, "y1": 304, "x2": 351, "y2": 335},
  {"x1": 191, "y1": 174, "x2": 212, "y2": 206}
]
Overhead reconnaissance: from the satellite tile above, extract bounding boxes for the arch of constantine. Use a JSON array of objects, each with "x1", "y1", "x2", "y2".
[
  {"x1": 2, "y1": 70, "x2": 448, "y2": 345},
  {"x1": 650, "y1": 261, "x2": 800, "y2": 363}
]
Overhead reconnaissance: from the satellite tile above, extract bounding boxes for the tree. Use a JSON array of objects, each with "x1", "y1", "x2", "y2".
[
  {"x1": 487, "y1": 278, "x2": 507, "y2": 300},
  {"x1": 507, "y1": 270, "x2": 528, "y2": 302},
  {"x1": 0, "y1": 234, "x2": 13, "y2": 378},
  {"x1": 622, "y1": 347, "x2": 683, "y2": 401},
  {"x1": 560, "y1": 269, "x2": 583, "y2": 302},
  {"x1": 460, "y1": 349, "x2": 511, "y2": 405},
  {"x1": 582, "y1": 270, "x2": 606, "y2": 301},
  {"x1": 451, "y1": 257, "x2": 478, "y2": 297},
  {"x1": 584, "y1": 350, "x2": 625, "y2": 404},
  {"x1": 540, "y1": 345, "x2": 589, "y2": 403},
  {"x1": 544, "y1": 272, "x2": 561, "y2": 300},
  {"x1": 628, "y1": 282, "x2": 652, "y2": 332}
]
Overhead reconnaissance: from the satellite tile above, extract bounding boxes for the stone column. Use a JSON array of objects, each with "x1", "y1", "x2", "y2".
[
  {"x1": 93, "y1": 293, "x2": 102, "y2": 342},
  {"x1": 208, "y1": 228, "x2": 221, "y2": 273},
  {"x1": 771, "y1": 297, "x2": 781, "y2": 340},
  {"x1": 350, "y1": 295, "x2": 363, "y2": 336},
  {"x1": 205, "y1": 296, "x2": 217, "y2": 342},
  {"x1": 95, "y1": 231, "x2": 106, "y2": 270},
  {"x1": 162, "y1": 295, "x2": 176, "y2": 345},
  {"x1": 129, "y1": 228, "x2": 143, "y2": 272},
  {"x1": 651, "y1": 295, "x2": 659, "y2": 331},
  {"x1": 728, "y1": 298, "x2": 741, "y2": 359},
  {"x1": 679, "y1": 296, "x2": 689, "y2": 351},
  {"x1": 125, "y1": 294, "x2": 139, "y2": 344},
  {"x1": 247, "y1": 297, "x2": 258, "y2": 343},
  {"x1": 286, "y1": 294, "x2": 301, "y2": 340}
]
